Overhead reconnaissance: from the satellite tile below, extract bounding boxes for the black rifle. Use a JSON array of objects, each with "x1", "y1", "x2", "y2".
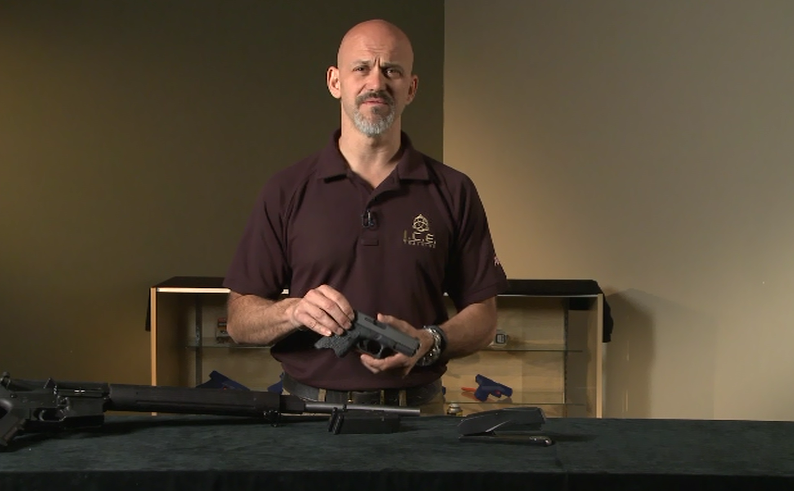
[
  {"x1": 314, "y1": 310, "x2": 420, "y2": 358},
  {"x1": 0, "y1": 372, "x2": 419, "y2": 447}
]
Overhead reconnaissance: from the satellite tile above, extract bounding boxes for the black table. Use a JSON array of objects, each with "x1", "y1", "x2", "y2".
[{"x1": 2, "y1": 414, "x2": 793, "y2": 490}]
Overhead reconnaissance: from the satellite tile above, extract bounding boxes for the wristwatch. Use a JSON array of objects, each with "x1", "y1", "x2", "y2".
[{"x1": 415, "y1": 325, "x2": 447, "y2": 367}]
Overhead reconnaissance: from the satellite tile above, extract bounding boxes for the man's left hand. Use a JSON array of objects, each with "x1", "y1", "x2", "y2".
[{"x1": 358, "y1": 314, "x2": 434, "y2": 377}]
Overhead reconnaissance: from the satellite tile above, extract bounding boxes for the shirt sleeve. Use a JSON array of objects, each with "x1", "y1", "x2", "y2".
[
  {"x1": 443, "y1": 175, "x2": 509, "y2": 310},
  {"x1": 222, "y1": 180, "x2": 291, "y2": 299}
]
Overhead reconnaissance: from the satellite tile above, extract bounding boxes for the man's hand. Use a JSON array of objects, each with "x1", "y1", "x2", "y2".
[
  {"x1": 359, "y1": 313, "x2": 435, "y2": 378},
  {"x1": 285, "y1": 284, "x2": 355, "y2": 336}
]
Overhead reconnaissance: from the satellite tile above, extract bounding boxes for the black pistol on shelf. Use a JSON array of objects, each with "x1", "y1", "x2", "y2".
[{"x1": 313, "y1": 310, "x2": 420, "y2": 359}]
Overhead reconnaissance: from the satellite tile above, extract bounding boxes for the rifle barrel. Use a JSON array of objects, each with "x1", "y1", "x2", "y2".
[
  {"x1": 305, "y1": 401, "x2": 419, "y2": 416},
  {"x1": 107, "y1": 385, "x2": 419, "y2": 417},
  {"x1": 108, "y1": 384, "x2": 295, "y2": 416}
]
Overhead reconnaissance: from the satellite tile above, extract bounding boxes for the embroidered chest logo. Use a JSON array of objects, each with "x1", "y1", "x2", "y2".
[{"x1": 403, "y1": 214, "x2": 436, "y2": 248}]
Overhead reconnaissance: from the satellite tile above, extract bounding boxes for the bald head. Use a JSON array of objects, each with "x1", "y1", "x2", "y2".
[
  {"x1": 336, "y1": 19, "x2": 415, "y2": 75},
  {"x1": 327, "y1": 19, "x2": 419, "y2": 138}
]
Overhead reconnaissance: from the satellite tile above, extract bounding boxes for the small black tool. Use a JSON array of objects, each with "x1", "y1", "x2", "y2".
[{"x1": 457, "y1": 406, "x2": 553, "y2": 445}]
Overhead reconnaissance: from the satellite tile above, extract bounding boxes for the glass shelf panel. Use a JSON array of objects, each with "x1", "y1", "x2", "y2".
[
  {"x1": 443, "y1": 389, "x2": 575, "y2": 406},
  {"x1": 186, "y1": 341, "x2": 271, "y2": 349},
  {"x1": 443, "y1": 397, "x2": 589, "y2": 418},
  {"x1": 483, "y1": 345, "x2": 584, "y2": 353}
]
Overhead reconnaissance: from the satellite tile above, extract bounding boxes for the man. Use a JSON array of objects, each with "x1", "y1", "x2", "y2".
[{"x1": 223, "y1": 19, "x2": 508, "y2": 414}]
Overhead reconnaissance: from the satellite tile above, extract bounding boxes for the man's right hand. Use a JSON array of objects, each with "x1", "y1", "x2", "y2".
[{"x1": 286, "y1": 284, "x2": 355, "y2": 336}]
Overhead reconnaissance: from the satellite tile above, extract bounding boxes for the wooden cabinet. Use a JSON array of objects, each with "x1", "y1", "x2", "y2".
[
  {"x1": 148, "y1": 277, "x2": 605, "y2": 417},
  {"x1": 148, "y1": 277, "x2": 283, "y2": 390},
  {"x1": 442, "y1": 280, "x2": 604, "y2": 418}
]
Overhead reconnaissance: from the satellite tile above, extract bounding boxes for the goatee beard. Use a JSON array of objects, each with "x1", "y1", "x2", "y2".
[{"x1": 353, "y1": 91, "x2": 396, "y2": 137}]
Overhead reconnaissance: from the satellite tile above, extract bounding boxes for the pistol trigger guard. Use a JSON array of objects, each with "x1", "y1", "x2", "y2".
[{"x1": 357, "y1": 339, "x2": 385, "y2": 359}]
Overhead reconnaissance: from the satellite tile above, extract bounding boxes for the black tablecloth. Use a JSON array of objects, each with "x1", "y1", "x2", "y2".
[{"x1": 2, "y1": 414, "x2": 793, "y2": 490}]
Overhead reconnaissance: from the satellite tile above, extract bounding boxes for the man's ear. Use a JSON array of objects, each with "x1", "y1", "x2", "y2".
[
  {"x1": 406, "y1": 74, "x2": 419, "y2": 105},
  {"x1": 327, "y1": 66, "x2": 341, "y2": 99}
]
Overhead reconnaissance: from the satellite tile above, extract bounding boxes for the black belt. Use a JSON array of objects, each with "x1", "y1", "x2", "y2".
[{"x1": 282, "y1": 373, "x2": 441, "y2": 407}]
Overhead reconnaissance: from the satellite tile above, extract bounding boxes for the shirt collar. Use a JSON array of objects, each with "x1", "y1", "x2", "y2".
[{"x1": 316, "y1": 130, "x2": 430, "y2": 182}]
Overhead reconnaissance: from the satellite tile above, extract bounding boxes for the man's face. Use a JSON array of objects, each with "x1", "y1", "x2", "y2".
[{"x1": 328, "y1": 27, "x2": 418, "y2": 137}]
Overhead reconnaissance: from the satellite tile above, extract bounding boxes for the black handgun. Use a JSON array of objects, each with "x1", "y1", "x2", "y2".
[{"x1": 313, "y1": 310, "x2": 420, "y2": 359}]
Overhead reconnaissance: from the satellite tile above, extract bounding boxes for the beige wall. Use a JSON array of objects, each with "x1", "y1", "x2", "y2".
[
  {"x1": 446, "y1": 0, "x2": 794, "y2": 420},
  {"x1": 6, "y1": 0, "x2": 790, "y2": 422},
  {"x1": 0, "y1": 1, "x2": 444, "y2": 383}
]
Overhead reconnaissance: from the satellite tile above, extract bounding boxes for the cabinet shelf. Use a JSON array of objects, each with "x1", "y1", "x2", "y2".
[
  {"x1": 185, "y1": 343, "x2": 272, "y2": 350},
  {"x1": 445, "y1": 392, "x2": 585, "y2": 406},
  {"x1": 483, "y1": 346, "x2": 584, "y2": 353},
  {"x1": 149, "y1": 277, "x2": 606, "y2": 417},
  {"x1": 184, "y1": 343, "x2": 586, "y2": 353},
  {"x1": 443, "y1": 387, "x2": 593, "y2": 418}
]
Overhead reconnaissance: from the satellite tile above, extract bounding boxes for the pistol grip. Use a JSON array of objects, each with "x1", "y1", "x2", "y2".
[
  {"x1": 0, "y1": 411, "x2": 26, "y2": 447},
  {"x1": 314, "y1": 333, "x2": 355, "y2": 357}
]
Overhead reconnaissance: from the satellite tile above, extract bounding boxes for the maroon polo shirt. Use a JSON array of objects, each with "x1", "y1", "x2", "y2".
[{"x1": 224, "y1": 130, "x2": 508, "y2": 390}]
